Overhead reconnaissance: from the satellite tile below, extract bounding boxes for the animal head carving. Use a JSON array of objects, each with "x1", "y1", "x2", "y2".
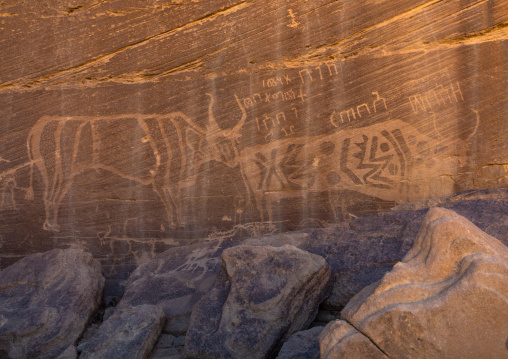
[{"x1": 204, "y1": 93, "x2": 246, "y2": 168}]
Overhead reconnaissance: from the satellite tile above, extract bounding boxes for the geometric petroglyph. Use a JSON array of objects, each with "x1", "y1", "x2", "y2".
[{"x1": 239, "y1": 119, "x2": 447, "y2": 223}]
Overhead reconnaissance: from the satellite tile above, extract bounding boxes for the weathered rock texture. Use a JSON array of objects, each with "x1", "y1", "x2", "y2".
[
  {"x1": 1, "y1": 1, "x2": 507, "y2": 287},
  {"x1": 114, "y1": 190, "x2": 508, "y2": 336},
  {"x1": 320, "y1": 321, "x2": 388, "y2": 359},
  {"x1": 56, "y1": 346, "x2": 78, "y2": 359},
  {"x1": 149, "y1": 333, "x2": 185, "y2": 359},
  {"x1": 184, "y1": 245, "x2": 331, "y2": 359},
  {"x1": 78, "y1": 304, "x2": 165, "y2": 359},
  {"x1": 321, "y1": 208, "x2": 508, "y2": 359},
  {"x1": 0, "y1": 249, "x2": 104, "y2": 359},
  {"x1": 276, "y1": 326, "x2": 324, "y2": 359},
  {"x1": 117, "y1": 240, "x2": 237, "y2": 334}
]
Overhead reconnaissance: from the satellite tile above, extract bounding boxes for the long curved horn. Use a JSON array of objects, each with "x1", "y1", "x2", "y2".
[
  {"x1": 228, "y1": 94, "x2": 247, "y2": 139},
  {"x1": 465, "y1": 109, "x2": 480, "y2": 142},
  {"x1": 206, "y1": 93, "x2": 221, "y2": 133}
]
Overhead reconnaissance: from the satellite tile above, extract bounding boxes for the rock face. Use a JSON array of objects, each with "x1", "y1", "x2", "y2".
[
  {"x1": 185, "y1": 245, "x2": 331, "y2": 359},
  {"x1": 0, "y1": 207, "x2": 507, "y2": 359},
  {"x1": 117, "y1": 240, "x2": 236, "y2": 335},
  {"x1": 78, "y1": 304, "x2": 165, "y2": 359},
  {"x1": 150, "y1": 333, "x2": 186, "y2": 359},
  {"x1": 0, "y1": 249, "x2": 105, "y2": 359},
  {"x1": 276, "y1": 326, "x2": 324, "y2": 359},
  {"x1": 1, "y1": 1, "x2": 508, "y2": 290},
  {"x1": 56, "y1": 346, "x2": 78, "y2": 359},
  {"x1": 320, "y1": 321, "x2": 388, "y2": 359},
  {"x1": 116, "y1": 190, "x2": 508, "y2": 337},
  {"x1": 321, "y1": 208, "x2": 508, "y2": 359}
]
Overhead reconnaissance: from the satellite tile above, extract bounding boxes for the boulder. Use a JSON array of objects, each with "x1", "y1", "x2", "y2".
[
  {"x1": 150, "y1": 334, "x2": 185, "y2": 359},
  {"x1": 276, "y1": 326, "x2": 324, "y2": 359},
  {"x1": 319, "y1": 321, "x2": 388, "y2": 359},
  {"x1": 0, "y1": 248, "x2": 104, "y2": 359},
  {"x1": 322, "y1": 207, "x2": 508, "y2": 358},
  {"x1": 185, "y1": 245, "x2": 331, "y2": 359},
  {"x1": 78, "y1": 304, "x2": 165, "y2": 359},
  {"x1": 56, "y1": 346, "x2": 78, "y2": 359},
  {"x1": 119, "y1": 190, "x2": 508, "y2": 339},
  {"x1": 117, "y1": 240, "x2": 236, "y2": 335},
  {"x1": 117, "y1": 224, "x2": 407, "y2": 336}
]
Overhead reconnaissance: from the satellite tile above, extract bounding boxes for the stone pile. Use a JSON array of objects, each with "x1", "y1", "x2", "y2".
[{"x1": 0, "y1": 206, "x2": 507, "y2": 358}]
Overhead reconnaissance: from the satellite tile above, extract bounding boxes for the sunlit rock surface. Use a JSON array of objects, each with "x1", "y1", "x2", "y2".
[
  {"x1": 321, "y1": 208, "x2": 508, "y2": 359},
  {"x1": 320, "y1": 321, "x2": 388, "y2": 359}
]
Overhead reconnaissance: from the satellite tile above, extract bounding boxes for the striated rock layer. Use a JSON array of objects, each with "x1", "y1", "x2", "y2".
[
  {"x1": 0, "y1": 249, "x2": 105, "y2": 359},
  {"x1": 0, "y1": 1, "x2": 507, "y2": 285},
  {"x1": 321, "y1": 208, "x2": 508, "y2": 358}
]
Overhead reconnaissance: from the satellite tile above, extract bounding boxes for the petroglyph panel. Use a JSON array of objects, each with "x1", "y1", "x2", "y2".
[
  {"x1": 0, "y1": 0, "x2": 507, "y2": 285},
  {"x1": 25, "y1": 94, "x2": 246, "y2": 232}
]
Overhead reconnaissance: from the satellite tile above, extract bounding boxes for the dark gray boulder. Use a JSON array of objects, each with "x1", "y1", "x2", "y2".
[
  {"x1": 184, "y1": 245, "x2": 332, "y2": 359},
  {"x1": 0, "y1": 248, "x2": 104, "y2": 359},
  {"x1": 117, "y1": 240, "x2": 238, "y2": 335},
  {"x1": 78, "y1": 304, "x2": 165, "y2": 359},
  {"x1": 276, "y1": 326, "x2": 324, "y2": 359}
]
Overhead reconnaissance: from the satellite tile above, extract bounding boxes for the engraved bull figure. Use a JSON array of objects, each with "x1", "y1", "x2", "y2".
[{"x1": 26, "y1": 94, "x2": 246, "y2": 232}]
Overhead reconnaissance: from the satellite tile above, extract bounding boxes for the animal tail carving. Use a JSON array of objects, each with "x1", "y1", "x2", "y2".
[{"x1": 24, "y1": 129, "x2": 35, "y2": 200}]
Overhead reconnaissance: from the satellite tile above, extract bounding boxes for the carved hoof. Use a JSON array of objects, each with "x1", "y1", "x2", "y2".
[
  {"x1": 43, "y1": 220, "x2": 60, "y2": 232},
  {"x1": 24, "y1": 188, "x2": 34, "y2": 200}
]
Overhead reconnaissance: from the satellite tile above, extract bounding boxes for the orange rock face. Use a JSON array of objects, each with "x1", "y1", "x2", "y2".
[{"x1": 0, "y1": 2, "x2": 507, "y2": 275}]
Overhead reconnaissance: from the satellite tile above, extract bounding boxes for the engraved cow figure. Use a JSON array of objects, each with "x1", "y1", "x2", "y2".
[
  {"x1": 237, "y1": 119, "x2": 457, "y2": 223},
  {"x1": 26, "y1": 94, "x2": 246, "y2": 232}
]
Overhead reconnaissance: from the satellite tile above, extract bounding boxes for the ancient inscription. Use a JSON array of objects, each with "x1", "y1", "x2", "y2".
[
  {"x1": 262, "y1": 75, "x2": 292, "y2": 88},
  {"x1": 242, "y1": 87, "x2": 306, "y2": 108},
  {"x1": 286, "y1": 9, "x2": 300, "y2": 28},
  {"x1": 256, "y1": 108, "x2": 299, "y2": 140},
  {"x1": 298, "y1": 62, "x2": 339, "y2": 83},
  {"x1": 408, "y1": 81, "x2": 464, "y2": 114},
  {"x1": 406, "y1": 81, "x2": 479, "y2": 140},
  {"x1": 330, "y1": 92, "x2": 388, "y2": 127}
]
